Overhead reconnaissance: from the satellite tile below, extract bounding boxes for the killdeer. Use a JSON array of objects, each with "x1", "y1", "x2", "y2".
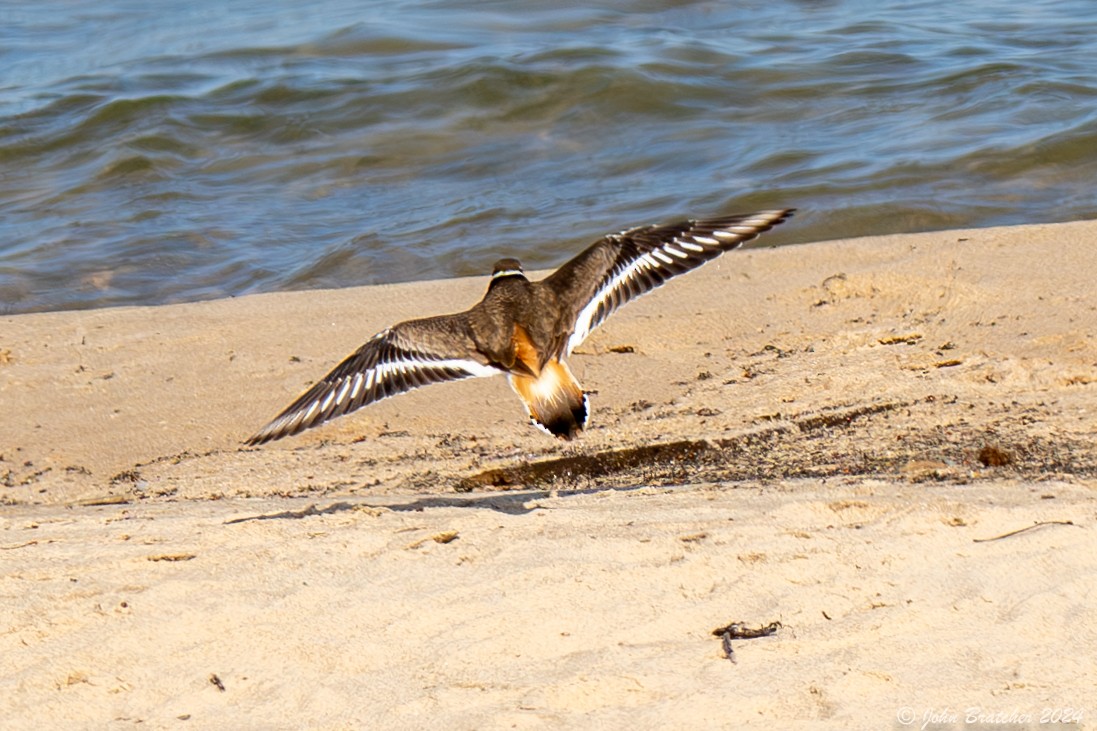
[{"x1": 247, "y1": 209, "x2": 793, "y2": 444}]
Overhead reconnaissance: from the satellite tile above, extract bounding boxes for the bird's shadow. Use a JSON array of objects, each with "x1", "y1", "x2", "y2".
[{"x1": 220, "y1": 484, "x2": 664, "y2": 524}]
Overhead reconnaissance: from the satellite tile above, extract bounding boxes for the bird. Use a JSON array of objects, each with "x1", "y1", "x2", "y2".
[{"x1": 246, "y1": 208, "x2": 794, "y2": 445}]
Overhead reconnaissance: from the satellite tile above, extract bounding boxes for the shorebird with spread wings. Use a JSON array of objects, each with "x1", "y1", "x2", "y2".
[{"x1": 247, "y1": 209, "x2": 793, "y2": 444}]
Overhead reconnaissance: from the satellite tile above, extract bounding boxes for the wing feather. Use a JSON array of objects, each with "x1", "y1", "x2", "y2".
[
  {"x1": 247, "y1": 314, "x2": 502, "y2": 445},
  {"x1": 545, "y1": 209, "x2": 794, "y2": 354}
]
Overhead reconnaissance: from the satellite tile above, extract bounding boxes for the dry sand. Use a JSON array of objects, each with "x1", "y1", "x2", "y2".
[{"x1": 2, "y1": 220, "x2": 1095, "y2": 729}]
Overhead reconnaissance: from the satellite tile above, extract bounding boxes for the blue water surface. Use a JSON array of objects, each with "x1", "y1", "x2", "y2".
[{"x1": 2, "y1": 0, "x2": 1095, "y2": 313}]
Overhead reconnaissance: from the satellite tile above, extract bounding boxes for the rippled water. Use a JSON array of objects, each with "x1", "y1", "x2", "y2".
[{"x1": 3, "y1": 0, "x2": 1096, "y2": 313}]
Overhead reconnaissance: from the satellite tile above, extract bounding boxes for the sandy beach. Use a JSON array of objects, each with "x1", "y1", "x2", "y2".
[{"x1": 2, "y1": 221, "x2": 1095, "y2": 729}]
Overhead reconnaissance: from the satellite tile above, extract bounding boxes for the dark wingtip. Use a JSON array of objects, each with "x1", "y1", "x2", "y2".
[
  {"x1": 244, "y1": 428, "x2": 277, "y2": 447},
  {"x1": 244, "y1": 418, "x2": 304, "y2": 446}
]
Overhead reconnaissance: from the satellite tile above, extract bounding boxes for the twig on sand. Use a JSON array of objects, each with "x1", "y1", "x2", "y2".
[
  {"x1": 1, "y1": 540, "x2": 39, "y2": 550},
  {"x1": 973, "y1": 520, "x2": 1077, "y2": 543},
  {"x1": 712, "y1": 621, "x2": 782, "y2": 663}
]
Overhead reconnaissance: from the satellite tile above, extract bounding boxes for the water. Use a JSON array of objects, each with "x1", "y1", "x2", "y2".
[{"x1": 3, "y1": 0, "x2": 1096, "y2": 314}]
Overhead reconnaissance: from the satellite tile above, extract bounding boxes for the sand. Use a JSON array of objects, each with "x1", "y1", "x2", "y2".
[{"x1": 2, "y1": 220, "x2": 1095, "y2": 729}]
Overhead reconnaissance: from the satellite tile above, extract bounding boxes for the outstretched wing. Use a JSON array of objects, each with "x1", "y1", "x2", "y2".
[
  {"x1": 545, "y1": 209, "x2": 794, "y2": 355},
  {"x1": 247, "y1": 314, "x2": 503, "y2": 445}
]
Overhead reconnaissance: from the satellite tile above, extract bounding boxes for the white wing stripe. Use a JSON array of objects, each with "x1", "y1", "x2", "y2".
[
  {"x1": 333, "y1": 378, "x2": 352, "y2": 407},
  {"x1": 265, "y1": 357, "x2": 501, "y2": 432},
  {"x1": 423, "y1": 358, "x2": 501, "y2": 377},
  {"x1": 565, "y1": 211, "x2": 793, "y2": 355},
  {"x1": 370, "y1": 356, "x2": 500, "y2": 380},
  {"x1": 320, "y1": 388, "x2": 337, "y2": 414},
  {"x1": 567, "y1": 254, "x2": 663, "y2": 354}
]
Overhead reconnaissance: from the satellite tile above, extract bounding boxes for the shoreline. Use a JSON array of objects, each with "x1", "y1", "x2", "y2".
[{"x1": 3, "y1": 219, "x2": 1094, "y2": 504}]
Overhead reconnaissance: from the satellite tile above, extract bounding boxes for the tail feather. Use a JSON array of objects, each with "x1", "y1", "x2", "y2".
[{"x1": 509, "y1": 359, "x2": 588, "y2": 439}]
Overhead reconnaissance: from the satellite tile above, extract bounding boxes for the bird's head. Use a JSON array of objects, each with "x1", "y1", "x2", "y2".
[{"x1": 491, "y1": 258, "x2": 525, "y2": 281}]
